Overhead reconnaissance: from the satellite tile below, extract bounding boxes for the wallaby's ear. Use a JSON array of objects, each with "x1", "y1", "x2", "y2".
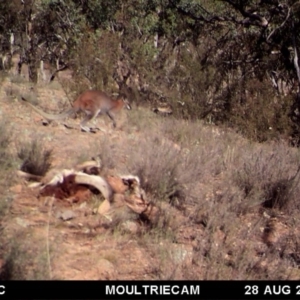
[
  {"x1": 122, "y1": 178, "x2": 130, "y2": 186},
  {"x1": 122, "y1": 178, "x2": 138, "y2": 188}
]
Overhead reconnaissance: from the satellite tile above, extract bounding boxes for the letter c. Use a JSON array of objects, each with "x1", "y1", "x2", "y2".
[{"x1": 0, "y1": 285, "x2": 5, "y2": 295}]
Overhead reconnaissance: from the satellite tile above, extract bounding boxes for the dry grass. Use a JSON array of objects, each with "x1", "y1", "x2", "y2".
[
  {"x1": 10, "y1": 74, "x2": 27, "y2": 84},
  {"x1": 126, "y1": 106, "x2": 160, "y2": 133},
  {"x1": 123, "y1": 118, "x2": 235, "y2": 206},
  {"x1": 0, "y1": 118, "x2": 14, "y2": 171},
  {"x1": 4, "y1": 85, "x2": 21, "y2": 100},
  {"x1": 125, "y1": 133, "x2": 183, "y2": 203},
  {"x1": 17, "y1": 138, "x2": 53, "y2": 176},
  {"x1": 122, "y1": 111, "x2": 300, "y2": 279},
  {"x1": 0, "y1": 117, "x2": 16, "y2": 215},
  {"x1": 227, "y1": 142, "x2": 300, "y2": 212},
  {"x1": 182, "y1": 135, "x2": 300, "y2": 279},
  {"x1": 1, "y1": 232, "x2": 50, "y2": 280}
]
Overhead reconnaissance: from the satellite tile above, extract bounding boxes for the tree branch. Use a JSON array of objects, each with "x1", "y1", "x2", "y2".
[
  {"x1": 267, "y1": 7, "x2": 291, "y2": 41},
  {"x1": 293, "y1": 39, "x2": 300, "y2": 87}
]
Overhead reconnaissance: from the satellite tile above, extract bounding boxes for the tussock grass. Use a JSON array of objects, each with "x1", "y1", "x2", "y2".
[
  {"x1": 0, "y1": 117, "x2": 16, "y2": 215},
  {"x1": 124, "y1": 117, "x2": 238, "y2": 206},
  {"x1": 94, "y1": 136, "x2": 119, "y2": 171},
  {"x1": 10, "y1": 74, "x2": 27, "y2": 84},
  {"x1": 0, "y1": 118, "x2": 14, "y2": 171},
  {"x1": 1, "y1": 232, "x2": 50, "y2": 280},
  {"x1": 4, "y1": 85, "x2": 21, "y2": 100},
  {"x1": 126, "y1": 106, "x2": 160, "y2": 133},
  {"x1": 17, "y1": 138, "x2": 53, "y2": 176},
  {"x1": 229, "y1": 142, "x2": 300, "y2": 212},
  {"x1": 65, "y1": 108, "x2": 300, "y2": 280},
  {"x1": 122, "y1": 111, "x2": 300, "y2": 279}
]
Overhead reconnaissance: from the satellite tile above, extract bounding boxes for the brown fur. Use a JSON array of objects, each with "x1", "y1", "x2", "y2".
[
  {"x1": 39, "y1": 174, "x2": 92, "y2": 204},
  {"x1": 106, "y1": 175, "x2": 129, "y2": 194},
  {"x1": 21, "y1": 90, "x2": 131, "y2": 132},
  {"x1": 24, "y1": 165, "x2": 160, "y2": 224}
]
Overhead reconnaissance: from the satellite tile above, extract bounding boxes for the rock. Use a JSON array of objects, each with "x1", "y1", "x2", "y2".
[
  {"x1": 15, "y1": 217, "x2": 29, "y2": 228},
  {"x1": 42, "y1": 120, "x2": 50, "y2": 126},
  {"x1": 56, "y1": 210, "x2": 76, "y2": 221}
]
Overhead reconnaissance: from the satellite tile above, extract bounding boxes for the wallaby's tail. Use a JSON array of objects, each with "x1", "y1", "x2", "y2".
[{"x1": 21, "y1": 97, "x2": 73, "y2": 121}]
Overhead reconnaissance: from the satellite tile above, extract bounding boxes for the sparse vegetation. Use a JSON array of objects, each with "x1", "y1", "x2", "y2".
[
  {"x1": 1, "y1": 232, "x2": 50, "y2": 280},
  {"x1": 0, "y1": 118, "x2": 14, "y2": 171},
  {"x1": 126, "y1": 133, "x2": 184, "y2": 203},
  {"x1": 9, "y1": 74, "x2": 27, "y2": 84},
  {"x1": 0, "y1": 117, "x2": 16, "y2": 216},
  {"x1": 17, "y1": 138, "x2": 53, "y2": 176},
  {"x1": 4, "y1": 86, "x2": 20, "y2": 100},
  {"x1": 2, "y1": 91, "x2": 300, "y2": 280},
  {"x1": 230, "y1": 143, "x2": 300, "y2": 213}
]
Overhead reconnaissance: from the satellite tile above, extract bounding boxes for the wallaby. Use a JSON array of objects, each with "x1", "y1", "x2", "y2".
[{"x1": 21, "y1": 90, "x2": 131, "y2": 132}]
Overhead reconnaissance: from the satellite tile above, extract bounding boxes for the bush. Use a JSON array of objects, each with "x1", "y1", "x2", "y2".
[
  {"x1": 0, "y1": 117, "x2": 15, "y2": 217},
  {"x1": 17, "y1": 138, "x2": 53, "y2": 176},
  {"x1": 230, "y1": 142, "x2": 300, "y2": 212},
  {"x1": 0, "y1": 118, "x2": 13, "y2": 171}
]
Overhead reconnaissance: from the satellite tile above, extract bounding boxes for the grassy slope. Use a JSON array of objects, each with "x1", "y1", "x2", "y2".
[{"x1": 0, "y1": 73, "x2": 300, "y2": 280}]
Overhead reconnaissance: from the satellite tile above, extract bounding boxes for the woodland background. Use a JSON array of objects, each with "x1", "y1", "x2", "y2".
[{"x1": 1, "y1": 0, "x2": 300, "y2": 144}]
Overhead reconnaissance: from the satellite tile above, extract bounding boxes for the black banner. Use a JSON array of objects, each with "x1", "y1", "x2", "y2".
[{"x1": 0, "y1": 281, "x2": 299, "y2": 299}]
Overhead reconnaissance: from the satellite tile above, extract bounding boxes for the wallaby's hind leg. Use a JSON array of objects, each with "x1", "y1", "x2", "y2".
[
  {"x1": 106, "y1": 111, "x2": 116, "y2": 128},
  {"x1": 80, "y1": 109, "x2": 101, "y2": 133}
]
